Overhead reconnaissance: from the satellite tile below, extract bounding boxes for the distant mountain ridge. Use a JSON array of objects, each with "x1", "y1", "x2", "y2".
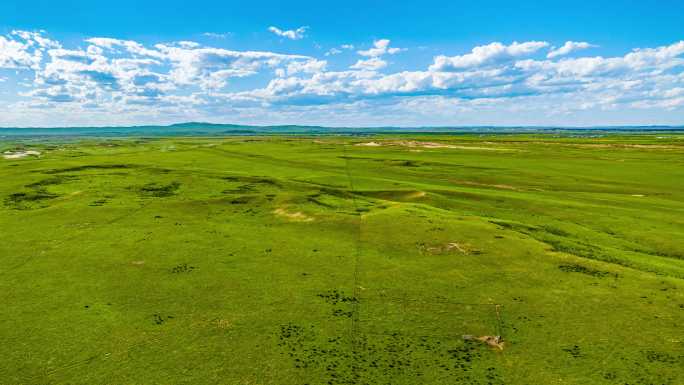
[{"x1": 1, "y1": 122, "x2": 684, "y2": 138}]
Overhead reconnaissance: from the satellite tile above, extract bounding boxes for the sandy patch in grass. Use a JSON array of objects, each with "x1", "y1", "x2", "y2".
[
  {"x1": 355, "y1": 141, "x2": 512, "y2": 151},
  {"x1": 421, "y1": 241, "x2": 479, "y2": 255},
  {"x1": 402, "y1": 141, "x2": 513, "y2": 151},
  {"x1": 446, "y1": 242, "x2": 469, "y2": 254},
  {"x1": 273, "y1": 208, "x2": 314, "y2": 222},
  {"x1": 3, "y1": 150, "x2": 41, "y2": 159},
  {"x1": 631, "y1": 194, "x2": 646, "y2": 197},
  {"x1": 463, "y1": 335, "x2": 505, "y2": 350},
  {"x1": 131, "y1": 260, "x2": 145, "y2": 266}
]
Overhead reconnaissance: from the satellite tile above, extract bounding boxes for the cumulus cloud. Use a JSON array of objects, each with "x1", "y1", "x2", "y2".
[
  {"x1": 358, "y1": 39, "x2": 405, "y2": 57},
  {"x1": 547, "y1": 41, "x2": 596, "y2": 58},
  {"x1": 286, "y1": 59, "x2": 327, "y2": 75},
  {"x1": 16, "y1": 33, "x2": 318, "y2": 110},
  {"x1": 268, "y1": 26, "x2": 308, "y2": 40},
  {"x1": 156, "y1": 44, "x2": 310, "y2": 89},
  {"x1": 2, "y1": 30, "x2": 684, "y2": 126},
  {"x1": 351, "y1": 57, "x2": 387, "y2": 71},
  {"x1": 430, "y1": 41, "x2": 549, "y2": 71},
  {"x1": 239, "y1": 40, "x2": 684, "y2": 116},
  {"x1": 86, "y1": 37, "x2": 166, "y2": 59},
  {"x1": 0, "y1": 30, "x2": 60, "y2": 70}
]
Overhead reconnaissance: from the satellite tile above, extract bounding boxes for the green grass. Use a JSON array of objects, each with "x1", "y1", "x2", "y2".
[{"x1": 1, "y1": 134, "x2": 683, "y2": 384}]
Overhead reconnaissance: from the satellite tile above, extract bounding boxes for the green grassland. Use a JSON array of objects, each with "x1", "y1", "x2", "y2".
[{"x1": 1, "y1": 134, "x2": 683, "y2": 384}]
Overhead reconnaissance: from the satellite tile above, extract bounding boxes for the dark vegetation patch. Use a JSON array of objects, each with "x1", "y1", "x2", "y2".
[
  {"x1": 229, "y1": 196, "x2": 255, "y2": 205},
  {"x1": 222, "y1": 176, "x2": 281, "y2": 201},
  {"x1": 331, "y1": 309, "x2": 353, "y2": 317},
  {"x1": 602, "y1": 350, "x2": 683, "y2": 384},
  {"x1": 44, "y1": 164, "x2": 136, "y2": 174},
  {"x1": 223, "y1": 175, "x2": 280, "y2": 186},
  {"x1": 3, "y1": 173, "x2": 84, "y2": 209},
  {"x1": 171, "y1": 263, "x2": 195, "y2": 273},
  {"x1": 538, "y1": 225, "x2": 570, "y2": 237},
  {"x1": 276, "y1": 323, "x2": 503, "y2": 384},
  {"x1": 146, "y1": 167, "x2": 173, "y2": 174},
  {"x1": 152, "y1": 313, "x2": 174, "y2": 325},
  {"x1": 139, "y1": 182, "x2": 181, "y2": 197},
  {"x1": 317, "y1": 290, "x2": 357, "y2": 305},
  {"x1": 89, "y1": 198, "x2": 108, "y2": 207},
  {"x1": 222, "y1": 184, "x2": 256, "y2": 194},
  {"x1": 319, "y1": 187, "x2": 353, "y2": 199},
  {"x1": 558, "y1": 263, "x2": 618, "y2": 278},
  {"x1": 393, "y1": 160, "x2": 420, "y2": 167},
  {"x1": 306, "y1": 194, "x2": 335, "y2": 208},
  {"x1": 4, "y1": 189, "x2": 59, "y2": 210},
  {"x1": 318, "y1": 289, "x2": 357, "y2": 318},
  {"x1": 644, "y1": 350, "x2": 679, "y2": 364},
  {"x1": 25, "y1": 175, "x2": 78, "y2": 188},
  {"x1": 562, "y1": 345, "x2": 583, "y2": 358},
  {"x1": 489, "y1": 220, "x2": 537, "y2": 232}
]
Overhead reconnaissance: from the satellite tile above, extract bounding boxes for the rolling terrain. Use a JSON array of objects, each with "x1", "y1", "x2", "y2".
[{"x1": 1, "y1": 133, "x2": 683, "y2": 384}]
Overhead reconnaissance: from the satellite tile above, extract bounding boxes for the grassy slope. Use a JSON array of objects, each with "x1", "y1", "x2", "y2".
[{"x1": 0, "y1": 135, "x2": 682, "y2": 384}]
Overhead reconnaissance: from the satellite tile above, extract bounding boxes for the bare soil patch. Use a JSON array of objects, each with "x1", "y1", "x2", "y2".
[
  {"x1": 463, "y1": 335, "x2": 505, "y2": 350},
  {"x1": 3, "y1": 150, "x2": 41, "y2": 159}
]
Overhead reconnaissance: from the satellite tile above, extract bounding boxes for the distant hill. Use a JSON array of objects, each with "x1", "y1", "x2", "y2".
[{"x1": 1, "y1": 122, "x2": 683, "y2": 137}]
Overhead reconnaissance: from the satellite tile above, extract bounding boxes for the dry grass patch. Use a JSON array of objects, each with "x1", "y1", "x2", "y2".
[{"x1": 273, "y1": 207, "x2": 314, "y2": 222}]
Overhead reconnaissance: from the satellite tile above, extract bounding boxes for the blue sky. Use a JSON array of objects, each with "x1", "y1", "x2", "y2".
[{"x1": 1, "y1": 0, "x2": 683, "y2": 126}]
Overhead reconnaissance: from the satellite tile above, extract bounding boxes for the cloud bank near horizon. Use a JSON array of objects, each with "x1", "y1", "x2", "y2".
[{"x1": 1, "y1": 29, "x2": 683, "y2": 127}]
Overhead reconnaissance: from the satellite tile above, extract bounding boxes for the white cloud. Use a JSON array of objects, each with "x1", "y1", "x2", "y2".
[
  {"x1": 11, "y1": 30, "x2": 61, "y2": 49},
  {"x1": 2, "y1": 31, "x2": 684, "y2": 127},
  {"x1": 177, "y1": 41, "x2": 201, "y2": 49},
  {"x1": 0, "y1": 30, "x2": 60, "y2": 70},
  {"x1": 358, "y1": 39, "x2": 405, "y2": 57},
  {"x1": 239, "y1": 40, "x2": 684, "y2": 118},
  {"x1": 86, "y1": 37, "x2": 166, "y2": 59},
  {"x1": 155, "y1": 44, "x2": 311, "y2": 89},
  {"x1": 268, "y1": 26, "x2": 308, "y2": 40},
  {"x1": 286, "y1": 59, "x2": 327, "y2": 75},
  {"x1": 21, "y1": 34, "x2": 317, "y2": 108},
  {"x1": 325, "y1": 44, "x2": 355, "y2": 56},
  {"x1": 547, "y1": 41, "x2": 596, "y2": 58},
  {"x1": 351, "y1": 57, "x2": 387, "y2": 71},
  {"x1": 430, "y1": 41, "x2": 549, "y2": 71},
  {"x1": 0, "y1": 36, "x2": 39, "y2": 69}
]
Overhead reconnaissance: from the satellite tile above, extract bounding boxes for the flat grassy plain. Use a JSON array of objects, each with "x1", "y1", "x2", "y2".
[{"x1": 1, "y1": 133, "x2": 683, "y2": 384}]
